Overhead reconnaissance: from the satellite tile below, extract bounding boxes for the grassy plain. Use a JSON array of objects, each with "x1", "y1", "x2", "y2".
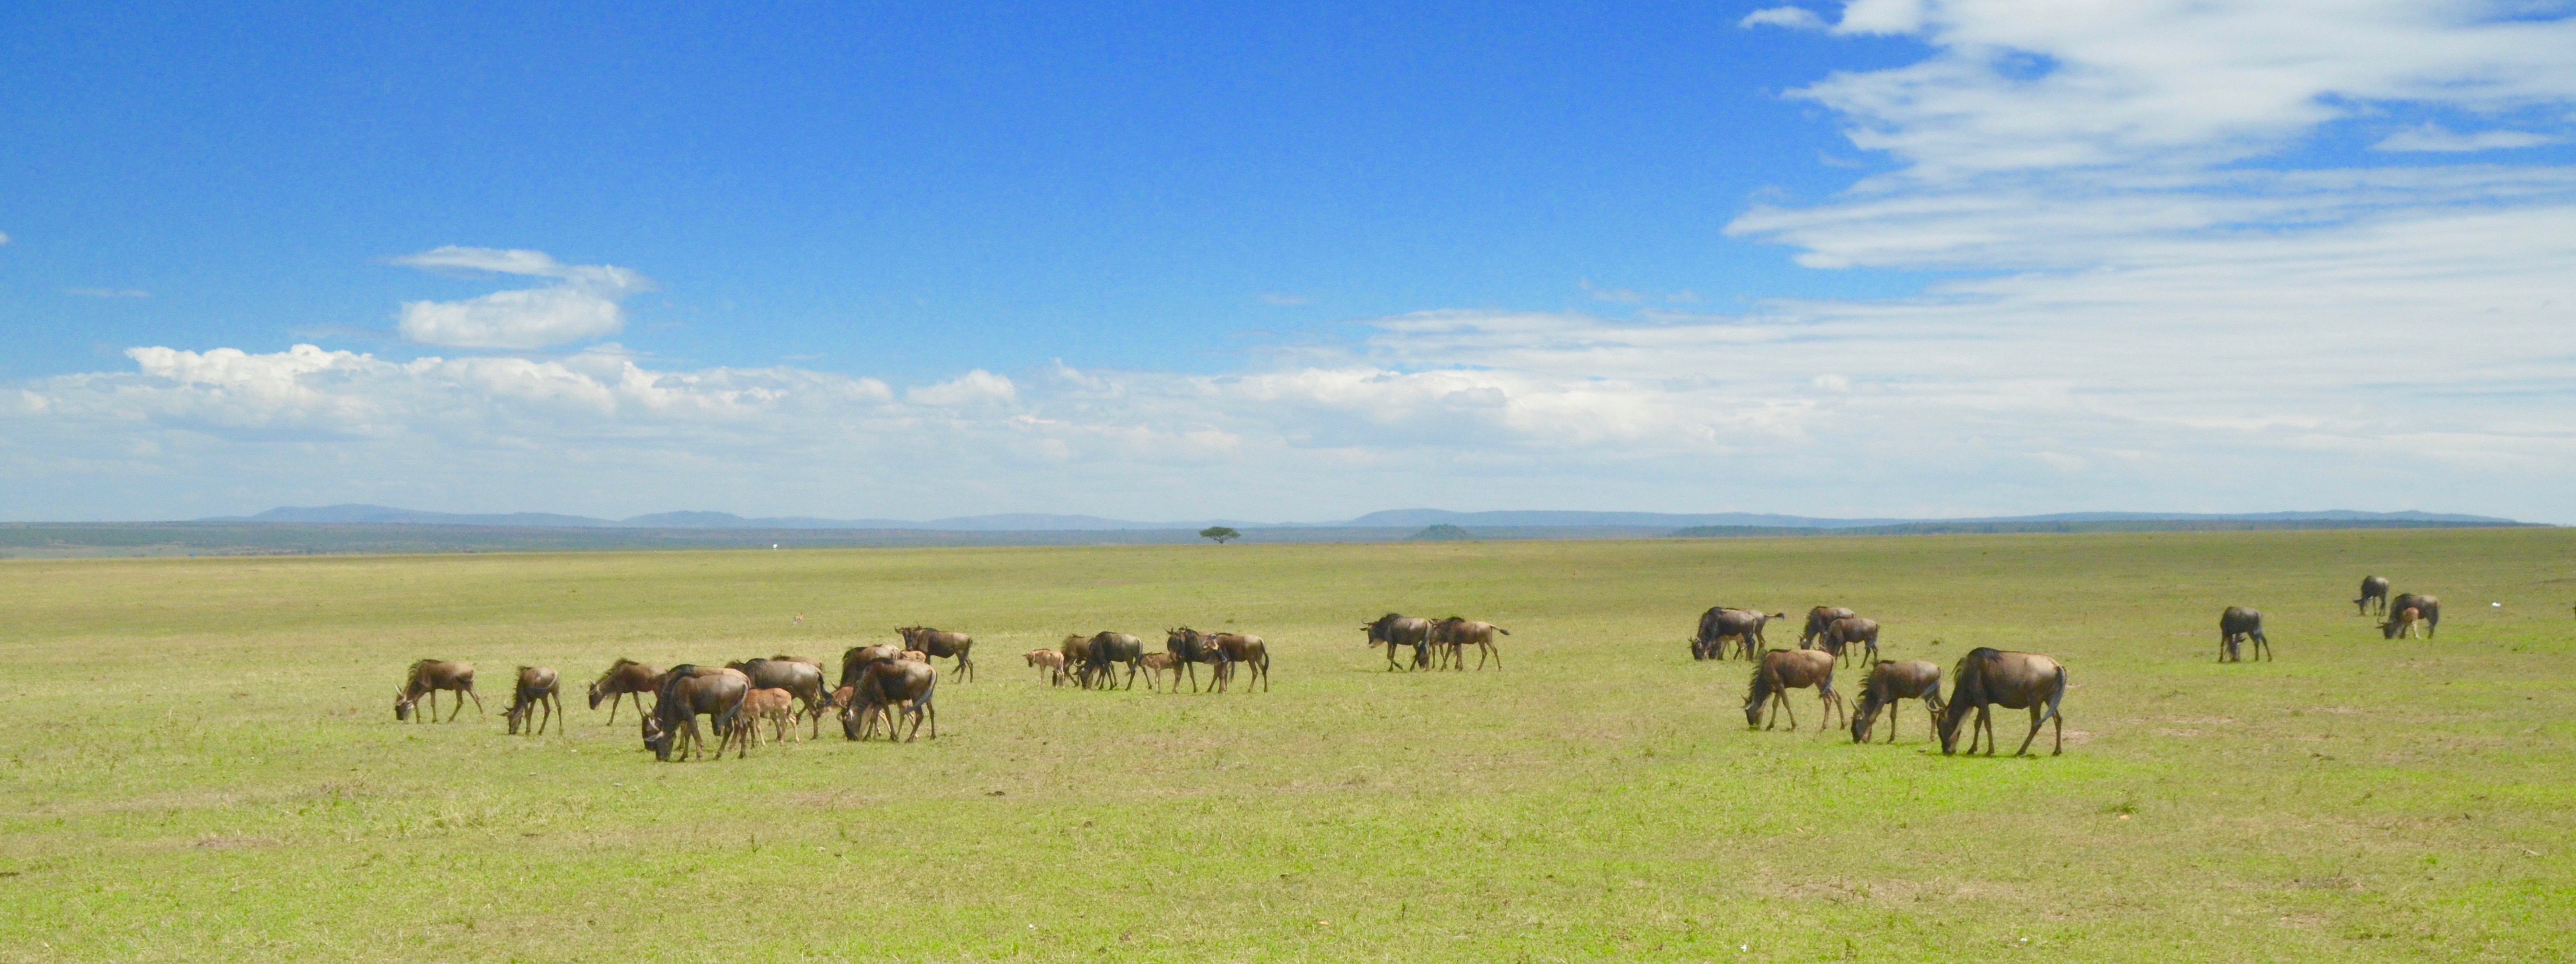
[{"x1": 2, "y1": 529, "x2": 2572, "y2": 961}]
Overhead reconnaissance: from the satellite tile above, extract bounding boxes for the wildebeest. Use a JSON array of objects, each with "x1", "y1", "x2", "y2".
[
  {"x1": 1057, "y1": 635, "x2": 1097, "y2": 688},
  {"x1": 1693, "y1": 608, "x2": 1779, "y2": 661},
  {"x1": 1819, "y1": 616, "x2": 1881, "y2": 667},
  {"x1": 1850, "y1": 659, "x2": 1943, "y2": 744},
  {"x1": 1800, "y1": 606, "x2": 1857, "y2": 648},
  {"x1": 1428, "y1": 617, "x2": 1506, "y2": 671},
  {"x1": 586, "y1": 659, "x2": 661, "y2": 726},
  {"x1": 2355, "y1": 575, "x2": 2391, "y2": 616},
  {"x1": 728, "y1": 687, "x2": 798, "y2": 754},
  {"x1": 2381, "y1": 593, "x2": 2440, "y2": 639},
  {"x1": 1206, "y1": 632, "x2": 1273, "y2": 692},
  {"x1": 1742, "y1": 649, "x2": 1846, "y2": 731},
  {"x1": 840, "y1": 645, "x2": 906, "y2": 691},
  {"x1": 1026, "y1": 649, "x2": 1067, "y2": 685},
  {"x1": 504, "y1": 666, "x2": 562, "y2": 737},
  {"x1": 394, "y1": 660, "x2": 481, "y2": 723},
  {"x1": 896, "y1": 626, "x2": 976, "y2": 682},
  {"x1": 843, "y1": 660, "x2": 937, "y2": 742},
  {"x1": 2388, "y1": 605, "x2": 2425, "y2": 638},
  {"x1": 727, "y1": 657, "x2": 829, "y2": 739},
  {"x1": 1937, "y1": 648, "x2": 2067, "y2": 756},
  {"x1": 1137, "y1": 652, "x2": 1179, "y2": 691},
  {"x1": 2219, "y1": 606, "x2": 2270, "y2": 662},
  {"x1": 1077, "y1": 632, "x2": 1147, "y2": 690},
  {"x1": 1363, "y1": 614, "x2": 1435, "y2": 671},
  {"x1": 641, "y1": 665, "x2": 752, "y2": 762},
  {"x1": 1165, "y1": 628, "x2": 1232, "y2": 692}
]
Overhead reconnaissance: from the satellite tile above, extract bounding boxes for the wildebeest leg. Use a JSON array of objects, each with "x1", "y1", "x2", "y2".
[{"x1": 2015, "y1": 704, "x2": 2049, "y2": 757}]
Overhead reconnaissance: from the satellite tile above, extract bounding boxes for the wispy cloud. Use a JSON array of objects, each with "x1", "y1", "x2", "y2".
[
  {"x1": 1740, "y1": 6, "x2": 1826, "y2": 30},
  {"x1": 1259, "y1": 292, "x2": 1311, "y2": 306},
  {"x1": 388, "y1": 246, "x2": 655, "y2": 349},
  {"x1": 65, "y1": 287, "x2": 151, "y2": 299},
  {"x1": 2373, "y1": 123, "x2": 2560, "y2": 153}
]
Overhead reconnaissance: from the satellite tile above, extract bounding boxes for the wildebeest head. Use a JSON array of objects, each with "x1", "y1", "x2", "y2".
[
  {"x1": 393, "y1": 691, "x2": 415, "y2": 720},
  {"x1": 1849, "y1": 689, "x2": 1883, "y2": 743},
  {"x1": 641, "y1": 714, "x2": 669, "y2": 756},
  {"x1": 1742, "y1": 668, "x2": 1774, "y2": 728}
]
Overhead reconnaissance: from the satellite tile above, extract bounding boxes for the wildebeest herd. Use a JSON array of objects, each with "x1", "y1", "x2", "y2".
[{"x1": 393, "y1": 575, "x2": 2433, "y2": 763}]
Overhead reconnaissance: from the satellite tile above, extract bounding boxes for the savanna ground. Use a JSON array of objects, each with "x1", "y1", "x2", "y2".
[{"x1": 2, "y1": 529, "x2": 2572, "y2": 961}]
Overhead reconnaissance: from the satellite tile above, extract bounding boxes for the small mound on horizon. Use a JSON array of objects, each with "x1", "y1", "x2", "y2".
[{"x1": 1409, "y1": 524, "x2": 1476, "y2": 542}]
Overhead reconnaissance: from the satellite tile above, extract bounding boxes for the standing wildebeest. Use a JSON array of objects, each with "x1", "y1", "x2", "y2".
[
  {"x1": 2388, "y1": 606, "x2": 2425, "y2": 638},
  {"x1": 505, "y1": 666, "x2": 562, "y2": 736},
  {"x1": 1429, "y1": 618, "x2": 1506, "y2": 671},
  {"x1": 727, "y1": 657, "x2": 830, "y2": 739},
  {"x1": 1693, "y1": 608, "x2": 1779, "y2": 661},
  {"x1": 843, "y1": 660, "x2": 937, "y2": 742},
  {"x1": 1819, "y1": 616, "x2": 1881, "y2": 667},
  {"x1": 394, "y1": 660, "x2": 482, "y2": 723},
  {"x1": 641, "y1": 665, "x2": 751, "y2": 762},
  {"x1": 1364, "y1": 614, "x2": 1435, "y2": 671},
  {"x1": 2382, "y1": 593, "x2": 2440, "y2": 639},
  {"x1": 727, "y1": 687, "x2": 798, "y2": 755},
  {"x1": 587, "y1": 659, "x2": 661, "y2": 726},
  {"x1": 896, "y1": 626, "x2": 976, "y2": 682},
  {"x1": 1937, "y1": 648, "x2": 2067, "y2": 756},
  {"x1": 1800, "y1": 606, "x2": 1857, "y2": 649},
  {"x1": 1850, "y1": 659, "x2": 1943, "y2": 743},
  {"x1": 1057, "y1": 635, "x2": 1097, "y2": 688},
  {"x1": 1206, "y1": 631, "x2": 1273, "y2": 691},
  {"x1": 1165, "y1": 628, "x2": 1230, "y2": 692},
  {"x1": 1742, "y1": 649, "x2": 1846, "y2": 731},
  {"x1": 2219, "y1": 606, "x2": 2270, "y2": 662},
  {"x1": 1077, "y1": 632, "x2": 1147, "y2": 690},
  {"x1": 1136, "y1": 652, "x2": 1179, "y2": 691},
  {"x1": 2355, "y1": 576, "x2": 2391, "y2": 616}
]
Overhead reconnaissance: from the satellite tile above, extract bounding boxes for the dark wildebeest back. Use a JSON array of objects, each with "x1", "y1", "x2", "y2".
[
  {"x1": 1166, "y1": 628, "x2": 1229, "y2": 692},
  {"x1": 2355, "y1": 576, "x2": 2391, "y2": 616},
  {"x1": 728, "y1": 658, "x2": 828, "y2": 738},
  {"x1": 1364, "y1": 614, "x2": 1434, "y2": 671},
  {"x1": 1937, "y1": 648, "x2": 2067, "y2": 756},
  {"x1": 1820, "y1": 616, "x2": 1881, "y2": 667},
  {"x1": 2218, "y1": 606, "x2": 2269, "y2": 662},
  {"x1": 1080, "y1": 632, "x2": 1147, "y2": 690},
  {"x1": 1800, "y1": 606, "x2": 1856, "y2": 648},
  {"x1": 2382, "y1": 593, "x2": 2440, "y2": 639},
  {"x1": 898, "y1": 627, "x2": 976, "y2": 682},
  {"x1": 1851, "y1": 659, "x2": 1942, "y2": 743},
  {"x1": 844, "y1": 660, "x2": 937, "y2": 741}
]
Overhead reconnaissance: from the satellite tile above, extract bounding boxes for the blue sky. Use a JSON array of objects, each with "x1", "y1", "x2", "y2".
[{"x1": 5, "y1": 1, "x2": 2574, "y2": 523}]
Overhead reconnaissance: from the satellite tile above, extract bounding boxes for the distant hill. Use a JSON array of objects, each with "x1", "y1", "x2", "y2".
[{"x1": 1408, "y1": 524, "x2": 1477, "y2": 541}]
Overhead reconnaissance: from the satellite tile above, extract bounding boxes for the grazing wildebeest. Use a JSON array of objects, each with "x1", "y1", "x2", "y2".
[
  {"x1": 1078, "y1": 632, "x2": 1148, "y2": 690},
  {"x1": 1429, "y1": 618, "x2": 1506, "y2": 671},
  {"x1": 2381, "y1": 593, "x2": 2440, "y2": 639},
  {"x1": 1206, "y1": 631, "x2": 1273, "y2": 691},
  {"x1": 641, "y1": 665, "x2": 751, "y2": 762},
  {"x1": 2388, "y1": 605, "x2": 2425, "y2": 639},
  {"x1": 1937, "y1": 648, "x2": 2067, "y2": 757},
  {"x1": 1165, "y1": 628, "x2": 1232, "y2": 692},
  {"x1": 394, "y1": 660, "x2": 482, "y2": 723},
  {"x1": 1800, "y1": 606, "x2": 1857, "y2": 649},
  {"x1": 1026, "y1": 649, "x2": 1067, "y2": 685},
  {"x1": 1363, "y1": 614, "x2": 1434, "y2": 671},
  {"x1": 1058, "y1": 635, "x2": 1097, "y2": 688},
  {"x1": 1742, "y1": 649, "x2": 1846, "y2": 731},
  {"x1": 843, "y1": 660, "x2": 937, "y2": 742},
  {"x1": 587, "y1": 659, "x2": 661, "y2": 726},
  {"x1": 1137, "y1": 652, "x2": 1179, "y2": 692},
  {"x1": 2355, "y1": 576, "x2": 2391, "y2": 616},
  {"x1": 727, "y1": 657, "x2": 829, "y2": 739},
  {"x1": 1850, "y1": 659, "x2": 1944, "y2": 744},
  {"x1": 896, "y1": 626, "x2": 976, "y2": 682},
  {"x1": 840, "y1": 645, "x2": 906, "y2": 692},
  {"x1": 1819, "y1": 616, "x2": 1881, "y2": 667},
  {"x1": 1693, "y1": 608, "x2": 1779, "y2": 661},
  {"x1": 505, "y1": 666, "x2": 562, "y2": 737},
  {"x1": 2219, "y1": 606, "x2": 2270, "y2": 662}
]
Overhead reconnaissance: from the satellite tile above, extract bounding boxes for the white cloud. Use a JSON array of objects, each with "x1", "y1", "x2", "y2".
[
  {"x1": 1741, "y1": 6, "x2": 1827, "y2": 30},
  {"x1": 905, "y1": 370, "x2": 1017, "y2": 407},
  {"x1": 389, "y1": 246, "x2": 654, "y2": 349},
  {"x1": 2373, "y1": 122, "x2": 2560, "y2": 152}
]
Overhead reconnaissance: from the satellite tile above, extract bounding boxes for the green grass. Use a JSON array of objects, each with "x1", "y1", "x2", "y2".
[{"x1": 2, "y1": 529, "x2": 2572, "y2": 961}]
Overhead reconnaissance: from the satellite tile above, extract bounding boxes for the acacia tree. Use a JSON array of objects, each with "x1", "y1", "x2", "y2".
[{"x1": 1199, "y1": 526, "x2": 1241, "y2": 544}]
